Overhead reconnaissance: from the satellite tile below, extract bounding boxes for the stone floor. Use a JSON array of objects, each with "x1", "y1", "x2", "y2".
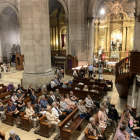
[{"x1": 0, "y1": 66, "x2": 126, "y2": 140}]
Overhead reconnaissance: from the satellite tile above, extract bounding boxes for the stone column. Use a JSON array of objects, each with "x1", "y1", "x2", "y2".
[
  {"x1": 57, "y1": 18, "x2": 60, "y2": 56},
  {"x1": 95, "y1": 25, "x2": 98, "y2": 52},
  {"x1": 66, "y1": 18, "x2": 69, "y2": 55},
  {"x1": 50, "y1": 25, "x2": 53, "y2": 50},
  {"x1": 107, "y1": 25, "x2": 110, "y2": 51},
  {"x1": 122, "y1": 27, "x2": 126, "y2": 51},
  {"x1": 55, "y1": 25, "x2": 58, "y2": 50},
  {"x1": 53, "y1": 25, "x2": 56, "y2": 50},
  {"x1": 0, "y1": 28, "x2": 2, "y2": 62},
  {"x1": 20, "y1": 0, "x2": 53, "y2": 89},
  {"x1": 126, "y1": 27, "x2": 130, "y2": 51},
  {"x1": 132, "y1": 77, "x2": 136, "y2": 107},
  {"x1": 104, "y1": 27, "x2": 107, "y2": 51},
  {"x1": 88, "y1": 17, "x2": 94, "y2": 64}
]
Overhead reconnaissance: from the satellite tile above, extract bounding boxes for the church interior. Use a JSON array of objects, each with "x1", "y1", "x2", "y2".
[{"x1": 0, "y1": 0, "x2": 140, "y2": 140}]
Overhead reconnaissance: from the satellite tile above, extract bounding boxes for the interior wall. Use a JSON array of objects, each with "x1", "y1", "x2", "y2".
[{"x1": 0, "y1": 7, "x2": 20, "y2": 62}]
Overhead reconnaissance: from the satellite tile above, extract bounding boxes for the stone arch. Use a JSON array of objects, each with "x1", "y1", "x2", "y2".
[
  {"x1": 88, "y1": 0, "x2": 103, "y2": 17},
  {"x1": 58, "y1": 0, "x2": 68, "y2": 18},
  {"x1": 0, "y1": 3, "x2": 19, "y2": 20}
]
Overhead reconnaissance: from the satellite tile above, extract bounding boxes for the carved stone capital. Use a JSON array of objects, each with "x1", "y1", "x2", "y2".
[{"x1": 87, "y1": 17, "x2": 94, "y2": 23}]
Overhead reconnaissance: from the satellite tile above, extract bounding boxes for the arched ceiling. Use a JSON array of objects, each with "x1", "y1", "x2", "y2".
[
  {"x1": 94, "y1": 0, "x2": 135, "y2": 20},
  {"x1": 49, "y1": 0, "x2": 63, "y2": 15}
]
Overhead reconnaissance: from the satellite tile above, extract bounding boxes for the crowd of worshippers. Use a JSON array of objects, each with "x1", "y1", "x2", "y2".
[
  {"x1": 116, "y1": 105, "x2": 140, "y2": 140},
  {"x1": 0, "y1": 84, "x2": 121, "y2": 138}
]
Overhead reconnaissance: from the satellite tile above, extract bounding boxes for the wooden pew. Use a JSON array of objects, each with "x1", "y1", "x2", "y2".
[
  {"x1": 73, "y1": 80, "x2": 107, "y2": 94},
  {"x1": 19, "y1": 92, "x2": 42, "y2": 131},
  {"x1": 84, "y1": 112, "x2": 105, "y2": 140},
  {"x1": 66, "y1": 83, "x2": 103, "y2": 99},
  {"x1": 58, "y1": 87, "x2": 99, "y2": 101},
  {"x1": 75, "y1": 77, "x2": 113, "y2": 90},
  {"x1": 0, "y1": 84, "x2": 7, "y2": 94},
  {"x1": 55, "y1": 107, "x2": 84, "y2": 140},
  {"x1": 0, "y1": 132, "x2": 5, "y2": 140}
]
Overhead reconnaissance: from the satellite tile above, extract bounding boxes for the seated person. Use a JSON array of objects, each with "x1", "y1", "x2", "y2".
[
  {"x1": 88, "y1": 117, "x2": 106, "y2": 140},
  {"x1": 78, "y1": 80, "x2": 84, "y2": 85},
  {"x1": 40, "y1": 95, "x2": 49, "y2": 109},
  {"x1": 24, "y1": 103, "x2": 38, "y2": 128},
  {"x1": 28, "y1": 85, "x2": 33, "y2": 96},
  {"x1": 69, "y1": 91, "x2": 78, "y2": 103},
  {"x1": 49, "y1": 91, "x2": 57, "y2": 105},
  {"x1": 62, "y1": 82, "x2": 67, "y2": 88},
  {"x1": 41, "y1": 85, "x2": 48, "y2": 98},
  {"x1": 34, "y1": 99, "x2": 46, "y2": 116},
  {"x1": 11, "y1": 92, "x2": 18, "y2": 105},
  {"x1": 31, "y1": 91, "x2": 37, "y2": 104},
  {"x1": 90, "y1": 77, "x2": 95, "y2": 82},
  {"x1": 67, "y1": 83, "x2": 72, "y2": 89},
  {"x1": 7, "y1": 101, "x2": 20, "y2": 125},
  {"x1": 98, "y1": 106, "x2": 107, "y2": 128},
  {"x1": 85, "y1": 94, "x2": 97, "y2": 114},
  {"x1": 52, "y1": 102, "x2": 66, "y2": 121},
  {"x1": 16, "y1": 84, "x2": 24, "y2": 93},
  {"x1": 54, "y1": 76, "x2": 61, "y2": 86},
  {"x1": 65, "y1": 94, "x2": 76, "y2": 109},
  {"x1": 7, "y1": 83, "x2": 14, "y2": 92},
  {"x1": 122, "y1": 119, "x2": 140, "y2": 140},
  {"x1": 8, "y1": 130, "x2": 21, "y2": 140},
  {"x1": 46, "y1": 106, "x2": 60, "y2": 133},
  {"x1": 125, "y1": 113, "x2": 140, "y2": 137},
  {"x1": 13, "y1": 87, "x2": 17, "y2": 94},
  {"x1": 73, "y1": 69, "x2": 77, "y2": 80},
  {"x1": 78, "y1": 100, "x2": 91, "y2": 120},
  {"x1": 106, "y1": 97, "x2": 120, "y2": 122},
  {"x1": 75, "y1": 84, "x2": 80, "y2": 90},
  {"x1": 51, "y1": 78, "x2": 56, "y2": 88},
  {"x1": 127, "y1": 104, "x2": 140, "y2": 123},
  {"x1": 0, "y1": 102, "x2": 5, "y2": 120},
  {"x1": 54, "y1": 89, "x2": 61, "y2": 101},
  {"x1": 83, "y1": 85, "x2": 89, "y2": 91},
  {"x1": 60, "y1": 96, "x2": 73, "y2": 115},
  {"x1": 116, "y1": 125, "x2": 130, "y2": 140},
  {"x1": 17, "y1": 90, "x2": 25, "y2": 99},
  {"x1": 17, "y1": 97, "x2": 26, "y2": 112}
]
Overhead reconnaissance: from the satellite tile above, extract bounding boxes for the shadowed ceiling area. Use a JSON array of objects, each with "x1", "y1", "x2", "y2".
[{"x1": 49, "y1": 0, "x2": 63, "y2": 15}]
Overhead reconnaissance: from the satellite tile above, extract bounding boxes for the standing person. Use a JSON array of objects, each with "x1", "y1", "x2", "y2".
[
  {"x1": 61, "y1": 68, "x2": 64, "y2": 78},
  {"x1": 7, "y1": 62, "x2": 11, "y2": 72},
  {"x1": 88, "y1": 64, "x2": 94, "y2": 78},
  {"x1": 73, "y1": 69, "x2": 77, "y2": 80},
  {"x1": 98, "y1": 65, "x2": 103, "y2": 78},
  {"x1": 80, "y1": 66, "x2": 85, "y2": 77},
  {"x1": 8, "y1": 130, "x2": 21, "y2": 140}
]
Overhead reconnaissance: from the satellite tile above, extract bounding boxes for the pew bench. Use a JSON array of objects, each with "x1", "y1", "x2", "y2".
[
  {"x1": 84, "y1": 112, "x2": 105, "y2": 140},
  {"x1": 54, "y1": 107, "x2": 84, "y2": 140},
  {"x1": 0, "y1": 84, "x2": 7, "y2": 94}
]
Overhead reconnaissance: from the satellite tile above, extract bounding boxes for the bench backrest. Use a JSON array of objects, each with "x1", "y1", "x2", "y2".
[
  {"x1": 0, "y1": 86, "x2": 7, "y2": 94},
  {"x1": 0, "y1": 91, "x2": 12, "y2": 99},
  {"x1": 38, "y1": 115, "x2": 46, "y2": 124},
  {"x1": 58, "y1": 107, "x2": 78, "y2": 130},
  {"x1": 58, "y1": 87, "x2": 99, "y2": 101}
]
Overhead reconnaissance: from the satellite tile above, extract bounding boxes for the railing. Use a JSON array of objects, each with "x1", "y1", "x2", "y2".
[{"x1": 115, "y1": 56, "x2": 130, "y2": 79}]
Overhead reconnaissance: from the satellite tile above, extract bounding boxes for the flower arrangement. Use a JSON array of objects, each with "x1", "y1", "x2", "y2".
[{"x1": 110, "y1": 52, "x2": 120, "y2": 59}]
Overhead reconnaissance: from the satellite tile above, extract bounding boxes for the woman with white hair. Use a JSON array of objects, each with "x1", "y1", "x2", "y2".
[
  {"x1": 24, "y1": 102, "x2": 39, "y2": 128},
  {"x1": 8, "y1": 130, "x2": 21, "y2": 140},
  {"x1": 46, "y1": 105, "x2": 60, "y2": 133},
  {"x1": 78, "y1": 100, "x2": 91, "y2": 120},
  {"x1": 51, "y1": 102, "x2": 66, "y2": 121},
  {"x1": 85, "y1": 94, "x2": 97, "y2": 114},
  {"x1": 0, "y1": 102, "x2": 5, "y2": 120},
  {"x1": 88, "y1": 117, "x2": 105, "y2": 140},
  {"x1": 83, "y1": 85, "x2": 89, "y2": 91}
]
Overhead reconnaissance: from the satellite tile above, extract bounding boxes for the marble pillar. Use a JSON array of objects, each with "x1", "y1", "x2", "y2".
[
  {"x1": 126, "y1": 27, "x2": 130, "y2": 51},
  {"x1": 55, "y1": 25, "x2": 58, "y2": 50},
  {"x1": 107, "y1": 26, "x2": 110, "y2": 51},
  {"x1": 53, "y1": 25, "x2": 56, "y2": 50},
  {"x1": 133, "y1": 0, "x2": 140, "y2": 51},
  {"x1": 122, "y1": 27, "x2": 126, "y2": 51},
  {"x1": 95, "y1": 26, "x2": 98, "y2": 52},
  {"x1": 66, "y1": 19, "x2": 69, "y2": 55},
  {"x1": 20, "y1": 0, "x2": 53, "y2": 89},
  {"x1": 88, "y1": 17, "x2": 94, "y2": 64},
  {"x1": 104, "y1": 27, "x2": 107, "y2": 51},
  {"x1": 50, "y1": 26, "x2": 53, "y2": 49},
  {"x1": 57, "y1": 19, "x2": 60, "y2": 55}
]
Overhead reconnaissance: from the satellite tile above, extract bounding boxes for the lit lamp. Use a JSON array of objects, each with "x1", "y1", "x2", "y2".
[{"x1": 100, "y1": 8, "x2": 105, "y2": 15}]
